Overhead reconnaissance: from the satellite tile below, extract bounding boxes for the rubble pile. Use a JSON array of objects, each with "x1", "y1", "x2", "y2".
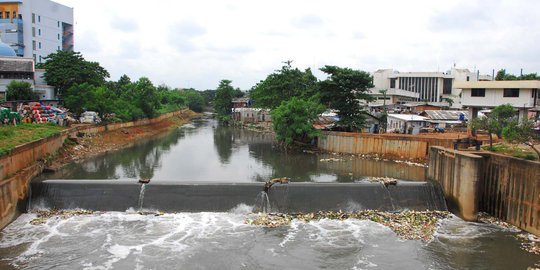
[
  {"x1": 29, "y1": 209, "x2": 94, "y2": 225},
  {"x1": 245, "y1": 210, "x2": 450, "y2": 241},
  {"x1": 477, "y1": 212, "x2": 519, "y2": 230},
  {"x1": 362, "y1": 176, "x2": 398, "y2": 186}
]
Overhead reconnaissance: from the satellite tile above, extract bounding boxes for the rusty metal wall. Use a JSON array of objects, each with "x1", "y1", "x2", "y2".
[
  {"x1": 428, "y1": 146, "x2": 540, "y2": 235},
  {"x1": 480, "y1": 154, "x2": 540, "y2": 235},
  {"x1": 319, "y1": 131, "x2": 455, "y2": 160}
]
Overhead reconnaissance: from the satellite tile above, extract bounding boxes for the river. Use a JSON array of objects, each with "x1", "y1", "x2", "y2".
[{"x1": 0, "y1": 117, "x2": 538, "y2": 269}]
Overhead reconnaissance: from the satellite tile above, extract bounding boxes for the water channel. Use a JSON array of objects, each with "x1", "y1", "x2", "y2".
[{"x1": 0, "y1": 118, "x2": 538, "y2": 269}]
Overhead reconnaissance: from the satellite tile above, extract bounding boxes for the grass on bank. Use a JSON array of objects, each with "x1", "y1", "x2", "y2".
[
  {"x1": 483, "y1": 143, "x2": 539, "y2": 161},
  {"x1": 0, "y1": 124, "x2": 65, "y2": 156}
]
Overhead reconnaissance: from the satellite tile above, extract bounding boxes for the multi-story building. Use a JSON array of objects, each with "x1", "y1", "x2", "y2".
[
  {"x1": 371, "y1": 68, "x2": 491, "y2": 108},
  {"x1": 0, "y1": 0, "x2": 73, "y2": 64}
]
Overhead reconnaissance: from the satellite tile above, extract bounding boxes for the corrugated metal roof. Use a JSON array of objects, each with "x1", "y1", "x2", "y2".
[
  {"x1": 0, "y1": 58, "x2": 34, "y2": 72},
  {"x1": 387, "y1": 114, "x2": 427, "y2": 121},
  {"x1": 423, "y1": 110, "x2": 468, "y2": 120}
]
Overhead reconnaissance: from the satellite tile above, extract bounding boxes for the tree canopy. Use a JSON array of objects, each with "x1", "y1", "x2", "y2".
[
  {"x1": 470, "y1": 104, "x2": 517, "y2": 148},
  {"x1": 249, "y1": 65, "x2": 319, "y2": 109},
  {"x1": 37, "y1": 51, "x2": 110, "y2": 97},
  {"x1": 214, "y1": 80, "x2": 235, "y2": 122},
  {"x1": 319, "y1": 65, "x2": 375, "y2": 131},
  {"x1": 271, "y1": 97, "x2": 325, "y2": 145},
  {"x1": 495, "y1": 69, "x2": 540, "y2": 80},
  {"x1": 5, "y1": 81, "x2": 37, "y2": 101}
]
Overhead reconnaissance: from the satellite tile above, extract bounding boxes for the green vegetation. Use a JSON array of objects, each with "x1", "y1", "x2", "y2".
[
  {"x1": 271, "y1": 97, "x2": 325, "y2": 145},
  {"x1": 495, "y1": 69, "x2": 540, "y2": 80},
  {"x1": 0, "y1": 124, "x2": 64, "y2": 156},
  {"x1": 6, "y1": 81, "x2": 37, "y2": 101},
  {"x1": 482, "y1": 143, "x2": 538, "y2": 161},
  {"x1": 213, "y1": 80, "x2": 235, "y2": 123},
  {"x1": 37, "y1": 51, "x2": 206, "y2": 122},
  {"x1": 319, "y1": 65, "x2": 375, "y2": 131},
  {"x1": 470, "y1": 104, "x2": 516, "y2": 148},
  {"x1": 249, "y1": 65, "x2": 319, "y2": 109}
]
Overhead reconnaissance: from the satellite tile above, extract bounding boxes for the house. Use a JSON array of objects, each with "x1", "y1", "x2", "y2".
[
  {"x1": 232, "y1": 98, "x2": 252, "y2": 108},
  {"x1": 420, "y1": 110, "x2": 468, "y2": 130},
  {"x1": 386, "y1": 114, "x2": 427, "y2": 134},
  {"x1": 456, "y1": 80, "x2": 540, "y2": 122},
  {"x1": 232, "y1": 107, "x2": 271, "y2": 123},
  {"x1": 400, "y1": 102, "x2": 446, "y2": 113}
]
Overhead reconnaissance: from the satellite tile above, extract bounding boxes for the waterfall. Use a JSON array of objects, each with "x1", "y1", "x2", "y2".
[
  {"x1": 255, "y1": 191, "x2": 270, "y2": 213},
  {"x1": 138, "y1": 184, "x2": 146, "y2": 211}
]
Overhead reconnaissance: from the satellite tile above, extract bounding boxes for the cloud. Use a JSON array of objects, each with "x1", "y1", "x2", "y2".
[
  {"x1": 291, "y1": 14, "x2": 324, "y2": 28},
  {"x1": 429, "y1": 2, "x2": 494, "y2": 32},
  {"x1": 172, "y1": 20, "x2": 207, "y2": 38},
  {"x1": 110, "y1": 17, "x2": 139, "y2": 33}
]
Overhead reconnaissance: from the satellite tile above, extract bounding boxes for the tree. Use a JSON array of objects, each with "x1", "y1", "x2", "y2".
[
  {"x1": 5, "y1": 81, "x2": 37, "y2": 101},
  {"x1": 133, "y1": 77, "x2": 160, "y2": 118},
  {"x1": 470, "y1": 104, "x2": 516, "y2": 148},
  {"x1": 37, "y1": 51, "x2": 110, "y2": 96},
  {"x1": 271, "y1": 97, "x2": 325, "y2": 145},
  {"x1": 185, "y1": 89, "x2": 204, "y2": 113},
  {"x1": 249, "y1": 65, "x2": 319, "y2": 109},
  {"x1": 496, "y1": 69, "x2": 539, "y2": 80},
  {"x1": 319, "y1": 65, "x2": 375, "y2": 131},
  {"x1": 214, "y1": 80, "x2": 234, "y2": 122}
]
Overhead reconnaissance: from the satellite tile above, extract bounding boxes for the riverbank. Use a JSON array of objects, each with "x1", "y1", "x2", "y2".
[
  {"x1": 0, "y1": 109, "x2": 199, "y2": 230},
  {"x1": 46, "y1": 109, "x2": 199, "y2": 172}
]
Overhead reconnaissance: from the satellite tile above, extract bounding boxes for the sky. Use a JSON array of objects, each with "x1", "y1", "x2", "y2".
[{"x1": 54, "y1": 0, "x2": 540, "y2": 90}]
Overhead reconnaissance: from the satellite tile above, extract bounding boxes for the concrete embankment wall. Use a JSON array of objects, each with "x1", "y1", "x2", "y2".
[
  {"x1": 29, "y1": 180, "x2": 447, "y2": 213},
  {"x1": 318, "y1": 131, "x2": 456, "y2": 160},
  {"x1": 428, "y1": 146, "x2": 540, "y2": 235},
  {"x1": 0, "y1": 109, "x2": 190, "y2": 230}
]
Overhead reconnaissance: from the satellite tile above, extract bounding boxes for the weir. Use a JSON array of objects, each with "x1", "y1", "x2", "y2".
[{"x1": 28, "y1": 180, "x2": 447, "y2": 212}]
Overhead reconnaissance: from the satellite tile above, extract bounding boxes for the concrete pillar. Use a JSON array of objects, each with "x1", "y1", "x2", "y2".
[
  {"x1": 518, "y1": 108, "x2": 529, "y2": 123},
  {"x1": 468, "y1": 107, "x2": 479, "y2": 137}
]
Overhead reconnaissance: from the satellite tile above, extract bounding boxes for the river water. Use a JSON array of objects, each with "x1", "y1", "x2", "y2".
[{"x1": 1, "y1": 118, "x2": 539, "y2": 269}]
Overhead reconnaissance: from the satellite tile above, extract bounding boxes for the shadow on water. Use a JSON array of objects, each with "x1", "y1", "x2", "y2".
[{"x1": 35, "y1": 118, "x2": 425, "y2": 182}]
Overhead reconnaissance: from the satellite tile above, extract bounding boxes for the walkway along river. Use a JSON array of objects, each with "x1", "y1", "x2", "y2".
[{"x1": 0, "y1": 117, "x2": 539, "y2": 269}]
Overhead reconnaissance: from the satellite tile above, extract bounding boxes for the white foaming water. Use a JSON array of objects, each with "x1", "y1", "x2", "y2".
[
  {"x1": 180, "y1": 123, "x2": 196, "y2": 129},
  {"x1": 0, "y1": 211, "x2": 536, "y2": 270}
]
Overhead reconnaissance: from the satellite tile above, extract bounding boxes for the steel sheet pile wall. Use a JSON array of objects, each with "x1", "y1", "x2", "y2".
[
  {"x1": 428, "y1": 146, "x2": 540, "y2": 235},
  {"x1": 319, "y1": 131, "x2": 455, "y2": 160},
  {"x1": 480, "y1": 154, "x2": 540, "y2": 235}
]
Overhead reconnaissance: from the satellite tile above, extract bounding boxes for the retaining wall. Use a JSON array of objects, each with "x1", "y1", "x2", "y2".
[
  {"x1": 0, "y1": 109, "x2": 189, "y2": 230},
  {"x1": 318, "y1": 131, "x2": 457, "y2": 160},
  {"x1": 428, "y1": 146, "x2": 540, "y2": 235}
]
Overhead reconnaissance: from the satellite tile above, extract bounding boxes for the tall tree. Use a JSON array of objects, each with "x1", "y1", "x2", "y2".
[
  {"x1": 271, "y1": 97, "x2": 325, "y2": 145},
  {"x1": 5, "y1": 81, "x2": 37, "y2": 101},
  {"x1": 37, "y1": 51, "x2": 110, "y2": 96},
  {"x1": 249, "y1": 65, "x2": 319, "y2": 109},
  {"x1": 214, "y1": 80, "x2": 234, "y2": 122},
  {"x1": 319, "y1": 65, "x2": 375, "y2": 131},
  {"x1": 470, "y1": 104, "x2": 517, "y2": 148}
]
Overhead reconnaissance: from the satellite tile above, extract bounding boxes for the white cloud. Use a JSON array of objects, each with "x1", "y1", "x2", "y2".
[{"x1": 55, "y1": 0, "x2": 540, "y2": 89}]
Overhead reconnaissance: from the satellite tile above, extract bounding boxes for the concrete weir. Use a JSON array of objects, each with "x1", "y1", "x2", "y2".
[{"x1": 29, "y1": 180, "x2": 447, "y2": 212}]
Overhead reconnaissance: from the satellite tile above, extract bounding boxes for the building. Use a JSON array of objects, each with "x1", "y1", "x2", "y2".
[
  {"x1": 0, "y1": 0, "x2": 73, "y2": 63},
  {"x1": 456, "y1": 80, "x2": 540, "y2": 122},
  {"x1": 367, "y1": 88, "x2": 419, "y2": 109},
  {"x1": 386, "y1": 114, "x2": 427, "y2": 134},
  {"x1": 0, "y1": 39, "x2": 54, "y2": 100},
  {"x1": 371, "y1": 68, "x2": 489, "y2": 108},
  {"x1": 232, "y1": 97, "x2": 252, "y2": 108}
]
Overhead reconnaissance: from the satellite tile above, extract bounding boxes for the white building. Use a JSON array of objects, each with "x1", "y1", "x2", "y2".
[
  {"x1": 386, "y1": 114, "x2": 427, "y2": 134},
  {"x1": 456, "y1": 80, "x2": 540, "y2": 122},
  {"x1": 372, "y1": 68, "x2": 489, "y2": 108},
  {"x1": 0, "y1": 0, "x2": 73, "y2": 63}
]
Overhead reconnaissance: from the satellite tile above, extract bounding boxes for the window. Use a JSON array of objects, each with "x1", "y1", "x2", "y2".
[
  {"x1": 5, "y1": 12, "x2": 9, "y2": 19},
  {"x1": 38, "y1": 15, "x2": 40, "y2": 22},
  {"x1": 57, "y1": 46, "x2": 60, "y2": 50},
  {"x1": 38, "y1": 42, "x2": 41, "y2": 49},
  {"x1": 39, "y1": 55, "x2": 42, "y2": 63},
  {"x1": 471, "y1": 88, "x2": 485, "y2": 97},
  {"x1": 32, "y1": 40, "x2": 36, "y2": 50},
  {"x1": 503, "y1": 88, "x2": 519, "y2": 98},
  {"x1": 33, "y1": 54, "x2": 36, "y2": 62},
  {"x1": 38, "y1": 29, "x2": 41, "y2": 36},
  {"x1": 57, "y1": 21, "x2": 60, "y2": 27},
  {"x1": 32, "y1": 13, "x2": 35, "y2": 23},
  {"x1": 12, "y1": 11, "x2": 16, "y2": 19},
  {"x1": 0, "y1": 13, "x2": 3, "y2": 19},
  {"x1": 466, "y1": 76, "x2": 470, "y2": 81},
  {"x1": 32, "y1": 27, "x2": 35, "y2": 37},
  {"x1": 443, "y1": 78, "x2": 453, "y2": 95},
  {"x1": 390, "y1": 78, "x2": 396, "y2": 88},
  {"x1": 57, "y1": 33, "x2": 60, "y2": 40}
]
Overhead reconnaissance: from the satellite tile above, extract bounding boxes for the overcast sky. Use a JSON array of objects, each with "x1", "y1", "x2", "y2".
[{"x1": 55, "y1": 0, "x2": 540, "y2": 90}]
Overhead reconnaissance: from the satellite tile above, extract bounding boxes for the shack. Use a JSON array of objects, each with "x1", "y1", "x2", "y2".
[{"x1": 387, "y1": 114, "x2": 427, "y2": 134}]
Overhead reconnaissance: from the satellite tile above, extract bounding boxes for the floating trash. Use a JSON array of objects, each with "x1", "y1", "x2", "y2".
[
  {"x1": 245, "y1": 210, "x2": 450, "y2": 242},
  {"x1": 29, "y1": 209, "x2": 94, "y2": 225}
]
